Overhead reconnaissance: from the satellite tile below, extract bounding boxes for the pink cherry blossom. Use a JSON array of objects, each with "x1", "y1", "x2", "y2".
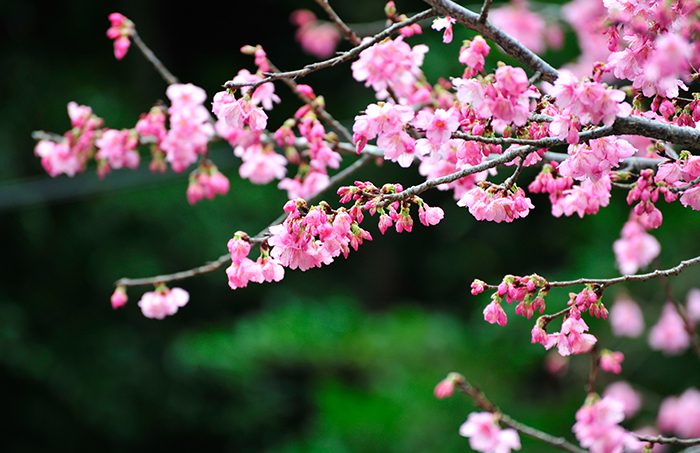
[
  {"x1": 95, "y1": 128, "x2": 140, "y2": 173},
  {"x1": 34, "y1": 140, "x2": 83, "y2": 178},
  {"x1": 484, "y1": 301, "x2": 508, "y2": 327},
  {"x1": 433, "y1": 378, "x2": 455, "y2": 399},
  {"x1": 613, "y1": 218, "x2": 660, "y2": 275},
  {"x1": 686, "y1": 288, "x2": 700, "y2": 323},
  {"x1": 237, "y1": 144, "x2": 288, "y2": 185},
  {"x1": 648, "y1": 302, "x2": 691, "y2": 355},
  {"x1": 609, "y1": 297, "x2": 645, "y2": 338},
  {"x1": 573, "y1": 396, "x2": 635, "y2": 453},
  {"x1": 138, "y1": 287, "x2": 189, "y2": 319},
  {"x1": 431, "y1": 16, "x2": 456, "y2": 44},
  {"x1": 459, "y1": 412, "x2": 521, "y2": 453},
  {"x1": 545, "y1": 310, "x2": 597, "y2": 356},
  {"x1": 657, "y1": 388, "x2": 700, "y2": 438},
  {"x1": 106, "y1": 13, "x2": 134, "y2": 60},
  {"x1": 110, "y1": 286, "x2": 128, "y2": 309},
  {"x1": 599, "y1": 350, "x2": 624, "y2": 375},
  {"x1": 290, "y1": 9, "x2": 342, "y2": 59},
  {"x1": 351, "y1": 36, "x2": 428, "y2": 100},
  {"x1": 459, "y1": 36, "x2": 490, "y2": 76},
  {"x1": 418, "y1": 204, "x2": 444, "y2": 226},
  {"x1": 603, "y1": 381, "x2": 642, "y2": 419}
]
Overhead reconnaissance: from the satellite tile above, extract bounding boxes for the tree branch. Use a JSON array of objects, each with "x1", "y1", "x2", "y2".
[
  {"x1": 131, "y1": 29, "x2": 179, "y2": 86},
  {"x1": 315, "y1": 0, "x2": 361, "y2": 46},
  {"x1": 224, "y1": 9, "x2": 437, "y2": 90},
  {"x1": 633, "y1": 434, "x2": 700, "y2": 447},
  {"x1": 455, "y1": 380, "x2": 587, "y2": 453},
  {"x1": 421, "y1": 0, "x2": 559, "y2": 83}
]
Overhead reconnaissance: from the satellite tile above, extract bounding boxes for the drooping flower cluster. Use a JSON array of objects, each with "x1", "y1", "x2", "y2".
[
  {"x1": 459, "y1": 412, "x2": 521, "y2": 453},
  {"x1": 559, "y1": 137, "x2": 637, "y2": 183},
  {"x1": 572, "y1": 394, "x2": 635, "y2": 453},
  {"x1": 567, "y1": 285, "x2": 608, "y2": 319},
  {"x1": 95, "y1": 128, "x2": 140, "y2": 177},
  {"x1": 647, "y1": 302, "x2": 691, "y2": 355},
  {"x1": 135, "y1": 105, "x2": 168, "y2": 173},
  {"x1": 162, "y1": 83, "x2": 215, "y2": 172},
  {"x1": 137, "y1": 286, "x2": 190, "y2": 320},
  {"x1": 542, "y1": 307, "x2": 598, "y2": 356},
  {"x1": 457, "y1": 182, "x2": 534, "y2": 223},
  {"x1": 655, "y1": 151, "x2": 700, "y2": 211},
  {"x1": 479, "y1": 274, "x2": 547, "y2": 327},
  {"x1": 267, "y1": 199, "x2": 371, "y2": 271},
  {"x1": 106, "y1": 13, "x2": 134, "y2": 60},
  {"x1": 657, "y1": 387, "x2": 700, "y2": 438},
  {"x1": 458, "y1": 36, "x2": 490, "y2": 77},
  {"x1": 608, "y1": 297, "x2": 645, "y2": 338},
  {"x1": 454, "y1": 65, "x2": 536, "y2": 127},
  {"x1": 351, "y1": 36, "x2": 429, "y2": 101},
  {"x1": 34, "y1": 103, "x2": 104, "y2": 178},
  {"x1": 226, "y1": 232, "x2": 284, "y2": 290},
  {"x1": 599, "y1": 349, "x2": 624, "y2": 375},
  {"x1": 613, "y1": 215, "x2": 661, "y2": 275},
  {"x1": 549, "y1": 71, "x2": 631, "y2": 129},
  {"x1": 186, "y1": 163, "x2": 230, "y2": 205},
  {"x1": 290, "y1": 9, "x2": 342, "y2": 59}
]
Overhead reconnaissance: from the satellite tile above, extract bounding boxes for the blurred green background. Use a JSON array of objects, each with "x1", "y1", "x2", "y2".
[{"x1": 2, "y1": 0, "x2": 700, "y2": 451}]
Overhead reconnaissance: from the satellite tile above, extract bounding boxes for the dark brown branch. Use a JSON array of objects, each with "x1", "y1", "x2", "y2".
[
  {"x1": 131, "y1": 29, "x2": 179, "y2": 86},
  {"x1": 224, "y1": 9, "x2": 437, "y2": 90},
  {"x1": 455, "y1": 380, "x2": 587, "y2": 453}
]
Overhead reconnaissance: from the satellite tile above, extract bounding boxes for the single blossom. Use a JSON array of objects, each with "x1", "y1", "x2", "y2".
[
  {"x1": 138, "y1": 287, "x2": 189, "y2": 319},
  {"x1": 459, "y1": 412, "x2": 521, "y2": 453},
  {"x1": 608, "y1": 297, "x2": 645, "y2": 338},
  {"x1": 648, "y1": 302, "x2": 691, "y2": 355}
]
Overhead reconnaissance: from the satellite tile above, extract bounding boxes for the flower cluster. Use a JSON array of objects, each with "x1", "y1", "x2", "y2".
[
  {"x1": 351, "y1": 36, "x2": 429, "y2": 101},
  {"x1": 458, "y1": 36, "x2": 490, "y2": 78},
  {"x1": 162, "y1": 83, "x2": 215, "y2": 172},
  {"x1": 572, "y1": 394, "x2": 635, "y2": 453},
  {"x1": 457, "y1": 182, "x2": 534, "y2": 223},
  {"x1": 35, "y1": 103, "x2": 103, "y2": 177},
  {"x1": 268, "y1": 199, "x2": 371, "y2": 271},
  {"x1": 542, "y1": 307, "x2": 598, "y2": 356},
  {"x1": 186, "y1": 163, "x2": 230, "y2": 205},
  {"x1": 290, "y1": 9, "x2": 342, "y2": 59},
  {"x1": 479, "y1": 274, "x2": 547, "y2": 327},
  {"x1": 454, "y1": 65, "x2": 535, "y2": 127},
  {"x1": 95, "y1": 128, "x2": 140, "y2": 177},
  {"x1": 226, "y1": 232, "x2": 284, "y2": 290},
  {"x1": 613, "y1": 215, "x2": 661, "y2": 275},
  {"x1": 137, "y1": 286, "x2": 190, "y2": 320},
  {"x1": 106, "y1": 13, "x2": 134, "y2": 60},
  {"x1": 657, "y1": 387, "x2": 700, "y2": 438}
]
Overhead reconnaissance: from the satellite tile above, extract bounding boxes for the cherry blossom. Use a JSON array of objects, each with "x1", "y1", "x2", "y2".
[
  {"x1": 648, "y1": 302, "x2": 691, "y2": 355},
  {"x1": 608, "y1": 297, "x2": 645, "y2": 338},
  {"x1": 572, "y1": 395, "x2": 635, "y2": 453},
  {"x1": 657, "y1": 388, "x2": 700, "y2": 438},
  {"x1": 602, "y1": 381, "x2": 642, "y2": 419},
  {"x1": 459, "y1": 412, "x2": 521, "y2": 453},
  {"x1": 106, "y1": 13, "x2": 133, "y2": 60},
  {"x1": 138, "y1": 287, "x2": 190, "y2": 320},
  {"x1": 613, "y1": 217, "x2": 660, "y2": 275}
]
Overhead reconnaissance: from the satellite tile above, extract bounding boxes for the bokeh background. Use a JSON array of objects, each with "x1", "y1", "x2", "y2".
[{"x1": 2, "y1": 0, "x2": 700, "y2": 451}]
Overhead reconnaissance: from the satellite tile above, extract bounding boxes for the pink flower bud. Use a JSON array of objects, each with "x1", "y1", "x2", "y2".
[{"x1": 111, "y1": 286, "x2": 128, "y2": 309}]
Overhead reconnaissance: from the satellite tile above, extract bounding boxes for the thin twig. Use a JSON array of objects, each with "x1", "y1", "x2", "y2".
[
  {"x1": 224, "y1": 9, "x2": 437, "y2": 90},
  {"x1": 500, "y1": 157, "x2": 525, "y2": 191},
  {"x1": 266, "y1": 60, "x2": 354, "y2": 144},
  {"x1": 115, "y1": 153, "x2": 374, "y2": 288},
  {"x1": 478, "y1": 0, "x2": 493, "y2": 23},
  {"x1": 131, "y1": 29, "x2": 179, "y2": 86},
  {"x1": 633, "y1": 434, "x2": 700, "y2": 447},
  {"x1": 315, "y1": 0, "x2": 361, "y2": 46},
  {"x1": 455, "y1": 380, "x2": 587, "y2": 453},
  {"x1": 670, "y1": 173, "x2": 700, "y2": 193},
  {"x1": 546, "y1": 255, "x2": 700, "y2": 290}
]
